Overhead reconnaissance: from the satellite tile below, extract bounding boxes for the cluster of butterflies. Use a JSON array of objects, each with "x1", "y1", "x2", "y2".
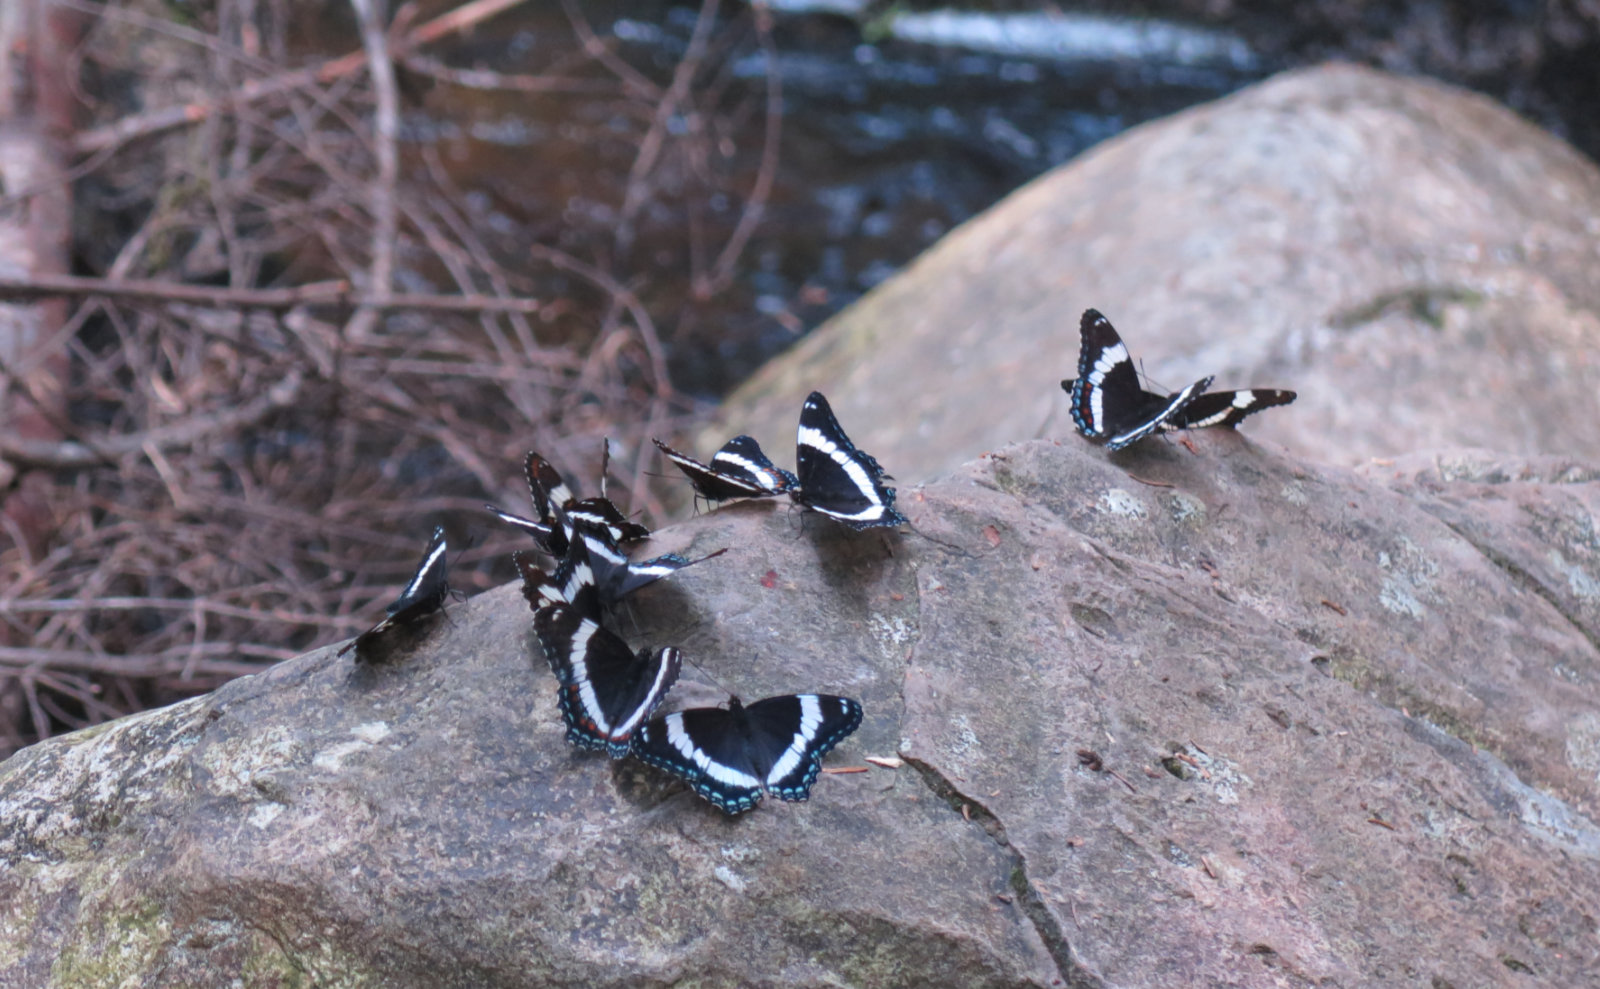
[
  {"x1": 335, "y1": 312, "x2": 1295, "y2": 814},
  {"x1": 340, "y1": 391, "x2": 895, "y2": 814}
]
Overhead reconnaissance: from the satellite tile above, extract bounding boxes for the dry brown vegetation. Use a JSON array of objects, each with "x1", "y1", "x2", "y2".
[{"x1": 0, "y1": 0, "x2": 781, "y2": 757}]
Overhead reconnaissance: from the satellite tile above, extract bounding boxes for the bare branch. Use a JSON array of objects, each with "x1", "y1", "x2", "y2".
[
  {"x1": 0, "y1": 369, "x2": 303, "y2": 468},
  {"x1": 346, "y1": 0, "x2": 399, "y2": 341},
  {"x1": 0, "y1": 274, "x2": 544, "y2": 314},
  {"x1": 69, "y1": 0, "x2": 529, "y2": 155}
]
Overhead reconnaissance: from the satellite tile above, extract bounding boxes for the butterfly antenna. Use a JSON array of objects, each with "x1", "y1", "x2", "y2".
[
  {"x1": 643, "y1": 468, "x2": 709, "y2": 516},
  {"x1": 616, "y1": 598, "x2": 643, "y2": 637},
  {"x1": 599, "y1": 437, "x2": 612, "y2": 501},
  {"x1": 680, "y1": 654, "x2": 735, "y2": 698}
]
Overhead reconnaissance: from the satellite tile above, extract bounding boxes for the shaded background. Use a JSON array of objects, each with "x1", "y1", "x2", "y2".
[{"x1": 1, "y1": 0, "x2": 1597, "y2": 755}]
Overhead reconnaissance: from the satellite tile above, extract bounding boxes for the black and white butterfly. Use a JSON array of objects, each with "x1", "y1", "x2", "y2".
[
  {"x1": 518, "y1": 519, "x2": 725, "y2": 614},
  {"x1": 653, "y1": 435, "x2": 798, "y2": 503},
  {"x1": 633, "y1": 694, "x2": 864, "y2": 814},
  {"x1": 1064, "y1": 309, "x2": 1296, "y2": 448},
  {"x1": 576, "y1": 524, "x2": 727, "y2": 606},
  {"x1": 533, "y1": 602, "x2": 681, "y2": 758},
  {"x1": 790, "y1": 391, "x2": 906, "y2": 529},
  {"x1": 487, "y1": 449, "x2": 650, "y2": 556},
  {"x1": 1063, "y1": 377, "x2": 1298, "y2": 435},
  {"x1": 338, "y1": 526, "x2": 451, "y2": 660},
  {"x1": 1064, "y1": 309, "x2": 1215, "y2": 451}
]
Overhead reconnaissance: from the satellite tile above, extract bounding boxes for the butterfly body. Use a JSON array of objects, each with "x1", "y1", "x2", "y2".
[
  {"x1": 790, "y1": 391, "x2": 906, "y2": 529},
  {"x1": 634, "y1": 693, "x2": 864, "y2": 814},
  {"x1": 534, "y1": 602, "x2": 681, "y2": 758}
]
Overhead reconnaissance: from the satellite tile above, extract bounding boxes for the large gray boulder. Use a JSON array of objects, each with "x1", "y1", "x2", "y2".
[
  {"x1": 706, "y1": 63, "x2": 1600, "y2": 478},
  {"x1": 3, "y1": 433, "x2": 1598, "y2": 986}
]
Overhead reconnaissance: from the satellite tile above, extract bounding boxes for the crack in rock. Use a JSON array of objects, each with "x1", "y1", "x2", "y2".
[
  {"x1": 1435, "y1": 516, "x2": 1600, "y2": 656},
  {"x1": 900, "y1": 754, "x2": 1103, "y2": 989}
]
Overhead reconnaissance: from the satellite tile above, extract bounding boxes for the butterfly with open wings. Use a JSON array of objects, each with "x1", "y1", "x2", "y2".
[{"x1": 1063, "y1": 309, "x2": 1294, "y2": 451}]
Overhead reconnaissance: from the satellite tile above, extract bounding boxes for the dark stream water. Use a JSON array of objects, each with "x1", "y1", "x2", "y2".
[
  {"x1": 413, "y1": 3, "x2": 1265, "y2": 398},
  {"x1": 401, "y1": 2, "x2": 1597, "y2": 401}
]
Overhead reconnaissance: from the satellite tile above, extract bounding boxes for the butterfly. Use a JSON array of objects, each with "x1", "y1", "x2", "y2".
[
  {"x1": 1063, "y1": 309, "x2": 1214, "y2": 451},
  {"x1": 487, "y1": 448, "x2": 650, "y2": 555},
  {"x1": 533, "y1": 602, "x2": 681, "y2": 758},
  {"x1": 789, "y1": 391, "x2": 906, "y2": 529},
  {"x1": 338, "y1": 526, "x2": 451, "y2": 660},
  {"x1": 653, "y1": 435, "x2": 798, "y2": 503},
  {"x1": 517, "y1": 519, "x2": 726, "y2": 615},
  {"x1": 1064, "y1": 309, "x2": 1296, "y2": 449},
  {"x1": 633, "y1": 693, "x2": 864, "y2": 814}
]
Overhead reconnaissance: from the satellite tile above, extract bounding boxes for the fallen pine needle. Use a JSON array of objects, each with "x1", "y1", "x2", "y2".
[
  {"x1": 1128, "y1": 474, "x2": 1174, "y2": 488},
  {"x1": 822, "y1": 766, "x2": 869, "y2": 775}
]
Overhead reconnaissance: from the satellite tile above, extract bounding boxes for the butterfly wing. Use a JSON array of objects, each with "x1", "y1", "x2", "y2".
[
  {"x1": 338, "y1": 526, "x2": 450, "y2": 660},
  {"x1": 634, "y1": 705, "x2": 766, "y2": 813},
  {"x1": 712, "y1": 435, "x2": 797, "y2": 495},
  {"x1": 654, "y1": 438, "x2": 755, "y2": 501},
  {"x1": 525, "y1": 452, "x2": 574, "y2": 522},
  {"x1": 742, "y1": 694, "x2": 864, "y2": 803},
  {"x1": 387, "y1": 525, "x2": 450, "y2": 620},
  {"x1": 565, "y1": 498, "x2": 652, "y2": 545},
  {"x1": 533, "y1": 603, "x2": 681, "y2": 758},
  {"x1": 792, "y1": 391, "x2": 906, "y2": 529},
  {"x1": 514, "y1": 542, "x2": 601, "y2": 620},
  {"x1": 485, "y1": 505, "x2": 562, "y2": 554},
  {"x1": 1069, "y1": 309, "x2": 1145, "y2": 441},
  {"x1": 1161, "y1": 389, "x2": 1297, "y2": 431},
  {"x1": 1102, "y1": 375, "x2": 1214, "y2": 451}
]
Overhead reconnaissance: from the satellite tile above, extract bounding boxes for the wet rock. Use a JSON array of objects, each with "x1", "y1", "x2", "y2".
[
  {"x1": 710, "y1": 63, "x2": 1600, "y2": 478},
  {"x1": 4, "y1": 434, "x2": 1598, "y2": 986}
]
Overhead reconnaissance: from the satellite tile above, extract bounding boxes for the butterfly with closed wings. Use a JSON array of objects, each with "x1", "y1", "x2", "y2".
[
  {"x1": 653, "y1": 435, "x2": 798, "y2": 503},
  {"x1": 633, "y1": 693, "x2": 864, "y2": 814},
  {"x1": 338, "y1": 526, "x2": 451, "y2": 661},
  {"x1": 790, "y1": 391, "x2": 906, "y2": 529}
]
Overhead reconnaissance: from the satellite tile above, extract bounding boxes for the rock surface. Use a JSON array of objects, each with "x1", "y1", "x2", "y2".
[
  {"x1": 707, "y1": 63, "x2": 1600, "y2": 480},
  {"x1": 4, "y1": 433, "x2": 1599, "y2": 987}
]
